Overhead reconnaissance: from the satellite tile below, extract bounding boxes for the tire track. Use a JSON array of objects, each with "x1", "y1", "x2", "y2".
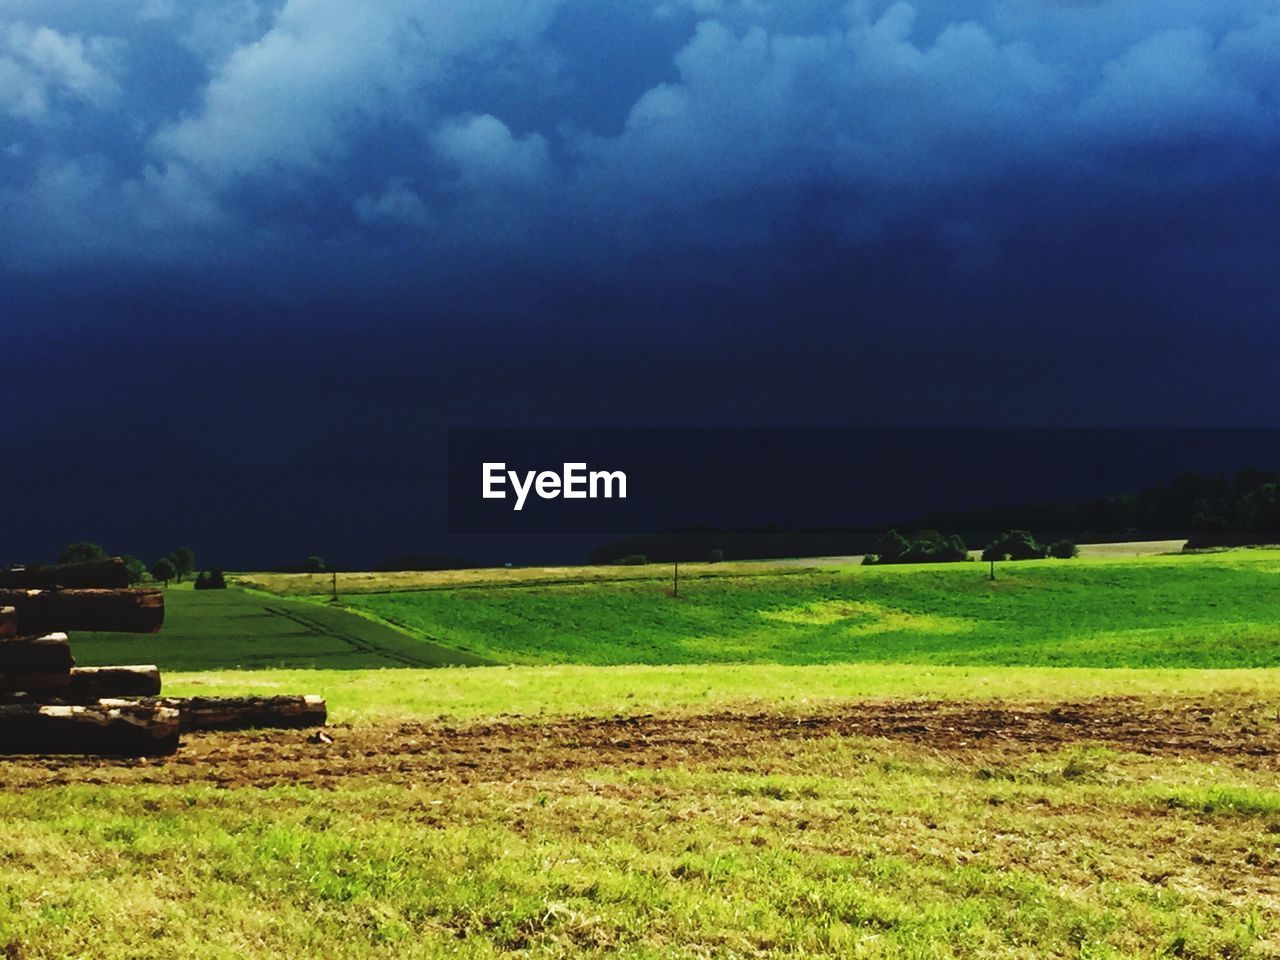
[{"x1": 262, "y1": 604, "x2": 449, "y2": 668}]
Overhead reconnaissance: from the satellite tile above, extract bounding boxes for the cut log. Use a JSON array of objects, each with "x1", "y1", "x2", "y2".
[
  {"x1": 0, "y1": 606, "x2": 14, "y2": 639},
  {"x1": 0, "y1": 558, "x2": 130, "y2": 590},
  {"x1": 65, "y1": 665, "x2": 162, "y2": 700},
  {"x1": 102, "y1": 695, "x2": 327, "y2": 732},
  {"x1": 0, "y1": 701, "x2": 180, "y2": 756},
  {"x1": 0, "y1": 674, "x2": 73, "y2": 699},
  {"x1": 0, "y1": 589, "x2": 164, "y2": 634},
  {"x1": 0, "y1": 632, "x2": 73, "y2": 675}
]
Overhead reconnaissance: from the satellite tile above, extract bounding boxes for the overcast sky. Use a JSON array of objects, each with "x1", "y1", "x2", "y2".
[{"x1": 2, "y1": 0, "x2": 1278, "y2": 563}]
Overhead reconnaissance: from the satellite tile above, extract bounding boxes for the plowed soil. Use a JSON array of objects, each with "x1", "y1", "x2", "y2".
[{"x1": 3, "y1": 695, "x2": 1277, "y2": 789}]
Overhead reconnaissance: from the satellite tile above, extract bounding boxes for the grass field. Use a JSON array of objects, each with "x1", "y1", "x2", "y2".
[
  {"x1": 317, "y1": 550, "x2": 1280, "y2": 669},
  {"x1": 162, "y1": 662, "x2": 1280, "y2": 722},
  {"x1": 236, "y1": 559, "x2": 797, "y2": 596},
  {"x1": 8, "y1": 547, "x2": 1280, "y2": 957},
  {"x1": 3, "y1": 694, "x2": 1279, "y2": 958},
  {"x1": 75, "y1": 549, "x2": 1280, "y2": 674},
  {"x1": 72, "y1": 586, "x2": 489, "y2": 670},
  {"x1": 234, "y1": 541, "x2": 1189, "y2": 596}
]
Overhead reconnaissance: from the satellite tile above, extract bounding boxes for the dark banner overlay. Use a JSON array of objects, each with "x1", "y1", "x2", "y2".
[{"x1": 448, "y1": 428, "x2": 1280, "y2": 537}]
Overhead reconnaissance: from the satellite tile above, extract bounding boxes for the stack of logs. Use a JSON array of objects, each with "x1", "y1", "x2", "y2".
[{"x1": 0, "y1": 557, "x2": 325, "y2": 756}]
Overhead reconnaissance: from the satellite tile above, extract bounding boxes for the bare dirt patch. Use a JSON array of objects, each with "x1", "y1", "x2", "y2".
[{"x1": 3, "y1": 695, "x2": 1277, "y2": 789}]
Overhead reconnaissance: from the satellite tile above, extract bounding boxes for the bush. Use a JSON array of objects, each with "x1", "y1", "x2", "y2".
[
  {"x1": 706, "y1": 548, "x2": 724, "y2": 563},
  {"x1": 194, "y1": 569, "x2": 227, "y2": 590},
  {"x1": 614, "y1": 554, "x2": 648, "y2": 566},
  {"x1": 1048, "y1": 539, "x2": 1078, "y2": 559}
]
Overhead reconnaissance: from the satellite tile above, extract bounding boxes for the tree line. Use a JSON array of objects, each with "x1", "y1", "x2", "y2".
[
  {"x1": 590, "y1": 467, "x2": 1280, "y2": 564},
  {"x1": 861, "y1": 529, "x2": 1077, "y2": 565},
  {"x1": 57, "y1": 541, "x2": 207, "y2": 587}
]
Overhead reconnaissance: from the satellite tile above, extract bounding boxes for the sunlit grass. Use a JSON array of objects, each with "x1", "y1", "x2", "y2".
[
  {"x1": 331, "y1": 550, "x2": 1280, "y2": 668},
  {"x1": 163, "y1": 663, "x2": 1280, "y2": 723},
  {"x1": 2, "y1": 736, "x2": 1277, "y2": 958}
]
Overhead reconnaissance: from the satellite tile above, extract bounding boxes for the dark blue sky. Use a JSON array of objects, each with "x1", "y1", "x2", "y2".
[{"x1": 2, "y1": 0, "x2": 1279, "y2": 565}]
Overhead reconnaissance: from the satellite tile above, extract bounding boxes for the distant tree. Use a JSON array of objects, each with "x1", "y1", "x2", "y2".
[
  {"x1": 706, "y1": 548, "x2": 724, "y2": 563},
  {"x1": 982, "y1": 530, "x2": 1047, "y2": 562},
  {"x1": 304, "y1": 555, "x2": 327, "y2": 573},
  {"x1": 1233, "y1": 468, "x2": 1279, "y2": 498},
  {"x1": 1191, "y1": 508, "x2": 1230, "y2": 536},
  {"x1": 59, "y1": 541, "x2": 106, "y2": 565},
  {"x1": 169, "y1": 546, "x2": 196, "y2": 583},
  {"x1": 121, "y1": 555, "x2": 146, "y2": 585},
  {"x1": 872, "y1": 530, "x2": 910, "y2": 564},
  {"x1": 151, "y1": 557, "x2": 177, "y2": 587},
  {"x1": 1238, "y1": 483, "x2": 1280, "y2": 537},
  {"x1": 865, "y1": 530, "x2": 970, "y2": 565},
  {"x1": 1048, "y1": 539, "x2": 1079, "y2": 559},
  {"x1": 614, "y1": 554, "x2": 648, "y2": 566},
  {"x1": 194, "y1": 569, "x2": 227, "y2": 590}
]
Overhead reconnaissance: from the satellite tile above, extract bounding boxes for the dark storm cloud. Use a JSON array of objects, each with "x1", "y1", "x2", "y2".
[
  {"x1": 3, "y1": 0, "x2": 1280, "y2": 565},
  {"x1": 1, "y1": 0, "x2": 1277, "y2": 289}
]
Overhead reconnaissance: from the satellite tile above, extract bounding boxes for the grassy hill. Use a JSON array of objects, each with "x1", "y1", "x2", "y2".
[
  {"x1": 76, "y1": 548, "x2": 1280, "y2": 672},
  {"x1": 72, "y1": 587, "x2": 490, "y2": 671},
  {"x1": 323, "y1": 549, "x2": 1280, "y2": 669}
]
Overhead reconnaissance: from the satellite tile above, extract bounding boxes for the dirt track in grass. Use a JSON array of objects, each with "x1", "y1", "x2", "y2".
[{"x1": 3, "y1": 695, "x2": 1278, "y2": 789}]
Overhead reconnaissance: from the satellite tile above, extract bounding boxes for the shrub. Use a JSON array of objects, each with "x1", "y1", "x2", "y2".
[
  {"x1": 194, "y1": 569, "x2": 228, "y2": 590},
  {"x1": 614, "y1": 554, "x2": 648, "y2": 566},
  {"x1": 1048, "y1": 539, "x2": 1078, "y2": 559}
]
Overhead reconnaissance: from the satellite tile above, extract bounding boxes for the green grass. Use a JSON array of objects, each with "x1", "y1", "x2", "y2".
[
  {"x1": 82, "y1": 550, "x2": 1280, "y2": 672},
  {"x1": 326, "y1": 550, "x2": 1280, "y2": 668},
  {"x1": 3, "y1": 742, "x2": 1277, "y2": 958},
  {"x1": 11, "y1": 548, "x2": 1280, "y2": 957},
  {"x1": 164, "y1": 663, "x2": 1280, "y2": 723},
  {"x1": 72, "y1": 588, "x2": 489, "y2": 671},
  {"x1": 235, "y1": 559, "x2": 806, "y2": 595}
]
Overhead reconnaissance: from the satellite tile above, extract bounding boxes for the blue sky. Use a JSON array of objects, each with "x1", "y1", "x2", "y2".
[{"x1": 2, "y1": 0, "x2": 1278, "y2": 563}]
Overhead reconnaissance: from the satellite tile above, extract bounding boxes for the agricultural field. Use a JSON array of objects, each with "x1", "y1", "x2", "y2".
[
  {"x1": 236, "y1": 558, "x2": 802, "y2": 596},
  {"x1": 6, "y1": 547, "x2": 1280, "y2": 958},
  {"x1": 3, "y1": 691, "x2": 1279, "y2": 958},
  {"x1": 73, "y1": 585, "x2": 488, "y2": 671},
  {"x1": 289, "y1": 549, "x2": 1280, "y2": 669}
]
